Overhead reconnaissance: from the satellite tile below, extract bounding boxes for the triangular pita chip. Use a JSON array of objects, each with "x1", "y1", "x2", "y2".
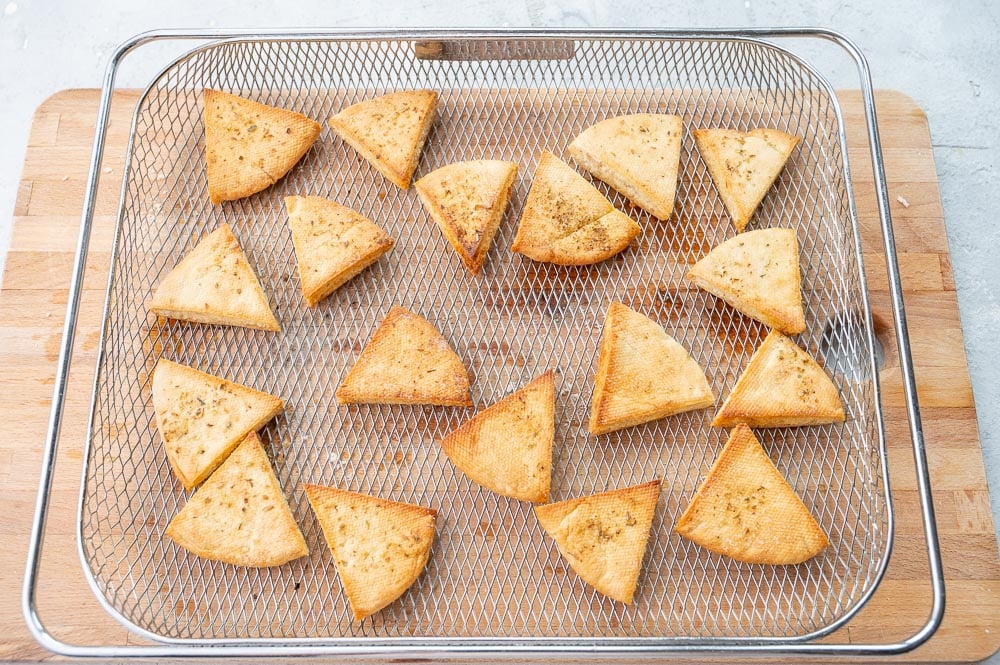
[
  {"x1": 440, "y1": 370, "x2": 555, "y2": 502},
  {"x1": 686, "y1": 227, "x2": 805, "y2": 334},
  {"x1": 414, "y1": 160, "x2": 518, "y2": 273},
  {"x1": 165, "y1": 432, "x2": 308, "y2": 566},
  {"x1": 152, "y1": 358, "x2": 284, "y2": 489},
  {"x1": 534, "y1": 480, "x2": 660, "y2": 604},
  {"x1": 304, "y1": 484, "x2": 436, "y2": 620},
  {"x1": 694, "y1": 127, "x2": 800, "y2": 231},
  {"x1": 335, "y1": 306, "x2": 472, "y2": 406},
  {"x1": 589, "y1": 303, "x2": 714, "y2": 435},
  {"x1": 713, "y1": 330, "x2": 845, "y2": 428},
  {"x1": 328, "y1": 90, "x2": 438, "y2": 189},
  {"x1": 674, "y1": 424, "x2": 829, "y2": 564},
  {"x1": 149, "y1": 224, "x2": 281, "y2": 331},
  {"x1": 568, "y1": 114, "x2": 683, "y2": 221},
  {"x1": 203, "y1": 89, "x2": 321, "y2": 204},
  {"x1": 511, "y1": 151, "x2": 641, "y2": 265},
  {"x1": 285, "y1": 196, "x2": 394, "y2": 306}
]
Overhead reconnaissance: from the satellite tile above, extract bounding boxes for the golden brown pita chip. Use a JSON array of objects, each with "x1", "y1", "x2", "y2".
[
  {"x1": 534, "y1": 479, "x2": 660, "y2": 604},
  {"x1": 713, "y1": 330, "x2": 846, "y2": 428},
  {"x1": 152, "y1": 358, "x2": 284, "y2": 490},
  {"x1": 674, "y1": 425, "x2": 829, "y2": 564},
  {"x1": 304, "y1": 484, "x2": 436, "y2": 620},
  {"x1": 694, "y1": 128, "x2": 800, "y2": 232},
  {"x1": 328, "y1": 90, "x2": 438, "y2": 189},
  {"x1": 285, "y1": 196, "x2": 394, "y2": 306},
  {"x1": 203, "y1": 89, "x2": 321, "y2": 204},
  {"x1": 685, "y1": 227, "x2": 805, "y2": 334},
  {"x1": 335, "y1": 306, "x2": 471, "y2": 406},
  {"x1": 511, "y1": 151, "x2": 641, "y2": 265},
  {"x1": 589, "y1": 303, "x2": 714, "y2": 435},
  {"x1": 165, "y1": 432, "x2": 308, "y2": 566},
  {"x1": 569, "y1": 114, "x2": 683, "y2": 221},
  {"x1": 440, "y1": 370, "x2": 555, "y2": 502},
  {"x1": 414, "y1": 160, "x2": 518, "y2": 273},
  {"x1": 149, "y1": 224, "x2": 280, "y2": 331}
]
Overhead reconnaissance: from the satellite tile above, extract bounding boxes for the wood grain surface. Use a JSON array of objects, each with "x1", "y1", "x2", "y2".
[{"x1": 0, "y1": 89, "x2": 997, "y2": 662}]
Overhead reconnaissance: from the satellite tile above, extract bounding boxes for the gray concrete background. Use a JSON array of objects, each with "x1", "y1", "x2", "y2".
[{"x1": 0, "y1": 0, "x2": 997, "y2": 659}]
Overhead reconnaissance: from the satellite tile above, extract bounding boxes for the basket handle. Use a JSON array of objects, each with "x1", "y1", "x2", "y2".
[{"x1": 414, "y1": 39, "x2": 575, "y2": 61}]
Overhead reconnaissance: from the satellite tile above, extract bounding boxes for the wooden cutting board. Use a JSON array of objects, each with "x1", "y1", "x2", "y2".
[{"x1": 0, "y1": 89, "x2": 997, "y2": 662}]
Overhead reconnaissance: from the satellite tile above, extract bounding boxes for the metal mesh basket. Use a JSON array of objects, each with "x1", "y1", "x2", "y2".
[{"x1": 76, "y1": 34, "x2": 890, "y2": 647}]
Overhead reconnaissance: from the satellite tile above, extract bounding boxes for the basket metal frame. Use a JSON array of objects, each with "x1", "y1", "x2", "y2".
[{"x1": 22, "y1": 27, "x2": 943, "y2": 659}]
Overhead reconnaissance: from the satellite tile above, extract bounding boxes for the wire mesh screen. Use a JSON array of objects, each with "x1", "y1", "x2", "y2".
[{"x1": 80, "y1": 37, "x2": 889, "y2": 643}]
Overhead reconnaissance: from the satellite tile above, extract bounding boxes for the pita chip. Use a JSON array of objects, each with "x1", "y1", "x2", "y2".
[
  {"x1": 415, "y1": 160, "x2": 518, "y2": 273},
  {"x1": 713, "y1": 330, "x2": 846, "y2": 428},
  {"x1": 285, "y1": 195, "x2": 394, "y2": 306},
  {"x1": 165, "y1": 432, "x2": 308, "y2": 567},
  {"x1": 568, "y1": 113, "x2": 683, "y2": 221},
  {"x1": 328, "y1": 90, "x2": 438, "y2": 189},
  {"x1": 512, "y1": 151, "x2": 641, "y2": 265},
  {"x1": 674, "y1": 424, "x2": 829, "y2": 564},
  {"x1": 589, "y1": 303, "x2": 714, "y2": 435},
  {"x1": 152, "y1": 358, "x2": 284, "y2": 490},
  {"x1": 694, "y1": 127, "x2": 800, "y2": 231},
  {"x1": 203, "y1": 89, "x2": 321, "y2": 204},
  {"x1": 534, "y1": 480, "x2": 660, "y2": 604},
  {"x1": 304, "y1": 484, "x2": 436, "y2": 620},
  {"x1": 335, "y1": 306, "x2": 472, "y2": 406},
  {"x1": 440, "y1": 370, "x2": 555, "y2": 502},
  {"x1": 685, "y1": 227, "x2": 805, "y2": 334},
  {"x1": 149, "y1": 224, "x2": 280, "y2": 331}
]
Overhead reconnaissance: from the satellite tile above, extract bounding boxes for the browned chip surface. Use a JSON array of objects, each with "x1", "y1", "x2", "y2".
[
  {"x1": 149, "y1": 224, "x2": 281, "y2": 331},
  {"x1": 694, "y1": 127, "x2": 800, "y2": 231},
  {"x1": 335, "y1": 306, "x2": 472, "y2": 406},
  {"x1": 534, "y1": 479, "x2": 661, "y2": 604},
  {"x1": 512, "y1": 151, "x2": 641, "y2": 265},
  {"x1": 713, "y1": 330, "x2": 846, "y2": 428},
  {"x1": 204, "y1": 89, "x2": 321, "y2": 204},
  {"x1": 152, "y1": 358, "x2": 284, "y2": 489},
  {"x1": 328, "y1": 90, "x2": 438, "y2": 189},
  {"x1": 165, "y1": 432, "x2": 308, "y2": 567},
  {"x1": 415, "y1": 159, "x2": 518, "y2": 273},
  {"x1": 569, "y1": 113, "x2": 683, "y2": 221},
  {"x1": 675, "y1": 425, "x2": 829, "y2": 564},
  {"x1": 590, "y1": 302, "x2": 714, "y2": 435},
  {"x1": 304, "y1": 484, "x2": 436, "y2": 620},
  {"x1": 285, "y1": 195, "x2": 394, "y2": 306},
  {"x1": 686, "y1": 227, "x2": 805, "y2": 334},
  {"x1": 440, "y1": 370, "x2": 555, "y2": 502}
]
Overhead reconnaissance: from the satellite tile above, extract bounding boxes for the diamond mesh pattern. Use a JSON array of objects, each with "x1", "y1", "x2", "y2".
[{"x1": 79, "y1": 37, "x2": 888, "y2": 643}]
